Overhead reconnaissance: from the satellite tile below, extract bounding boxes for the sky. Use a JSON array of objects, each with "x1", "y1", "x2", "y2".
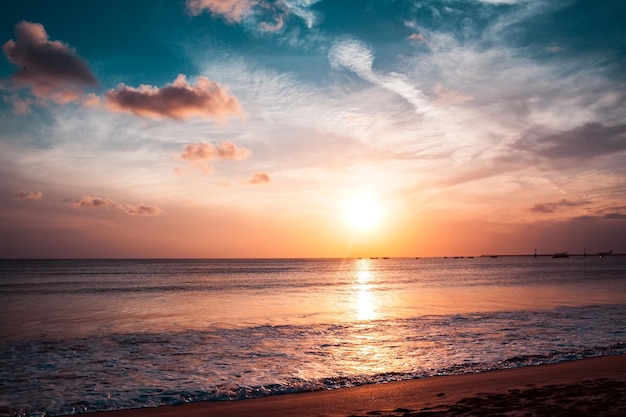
[{"x1": 1, "y1": 0, "x2": 625, "y2": 258}]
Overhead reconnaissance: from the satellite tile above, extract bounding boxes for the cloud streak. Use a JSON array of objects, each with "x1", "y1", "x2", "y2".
[
  {"x1": 105, "y1": 74, "x2": 242, "y2": 120},
  {"x1": 529, "y1": 199, "x2": 590, "y2": 214},
  {"x1": 2, "y1": 21, "x2": 97, "y2": 99},
  {"x1": 73, "y1": 196, "x2": 163, "y2": 216}
]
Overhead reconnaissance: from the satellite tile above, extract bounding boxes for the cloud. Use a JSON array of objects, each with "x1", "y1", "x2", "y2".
[
  {"x1": 185, "y1": 0, "x2": 321, "y2": 30},
  {"x1": 432, "y1": 83, "x2": 473, "y2": 107},
  {"x1": 186, "y1": 0, "x2": 256, "y2": 22},
  {"x1": 476, "y1": 0, "x2": 521, "y2": 4},
  {"x1": 121, "y1": 204, "x2": 164, "y2": 216},
  {"x1": 13, "y1": 190, "x2": 43, "y2": 200},
  {"x1": 248, "y1": 171, "x2": 271, "y2": 184},
  {"x1": 73, "y1": 196, "x2": 116, "y2": 209},
  {"x1": 328, "y1": 38, "x2": 430, "y2": 113},
  {"x1": 73, "y1": 196, "x2": 163, "y2": 216},
  {"x1": 182, "y1": 141, "x2": 251, "y2": 161},
  {"x1": 408, "y1": 33, "x2": 430, "y2": 48},
  {"x1": 181, "y1": 141, "x2": 251, "y2": 174},
  {"x1": 529, "y1": 199, "x2": 590, "y2": 214},
  {"x1": 105, "y1": 74, "x2": 242, "y2": 120},
  {"x1": 2, "y1": 21, "x2": 97, "y2": 99},
  {"x1": 3, "y1": 93, "x2": 34, "y2": 113},
  {"x1": 515, "y1": 123, "x2": 626, "y2": 160}
]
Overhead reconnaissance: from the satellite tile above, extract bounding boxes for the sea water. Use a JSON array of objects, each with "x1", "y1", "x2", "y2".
[{"x1": 1, "y1": 257, "x2": 625, "y2": 416}]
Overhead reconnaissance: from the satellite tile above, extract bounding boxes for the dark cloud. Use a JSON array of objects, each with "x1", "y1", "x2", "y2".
[
  {"x1": 529, "y1": 203, "x2": 555, "y2": 214},
  {"x1": 2, "y1": 21, "x2": 97, "y2": 99},
  {"x1": 105, "y1": 74, "x2": 242, "y2": 120},
  {"x1": 514, "y1": 123, "x2": 626, "y2": 160},
  {"x1": 529, "y1": 199, "x2": 590, "y2": 213},
  {"x1": 572, "y1": 212, "x2": 626, "y2": 223},
  {"x1": 13, "y1": 190, "x2": 43, "y2": 200},
  {"x1": 121, "y1": 204, "x2": 164, "y2": 216}
]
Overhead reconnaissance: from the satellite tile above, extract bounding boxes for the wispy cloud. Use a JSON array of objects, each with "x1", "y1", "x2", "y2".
[
  {"x1": 328, "y1": 38, "x2": 430, "y2": 113},
  {"x1": 2, "y1": 21, "x2": 97, "y2": 99},
  {"x1": 73, "y1": 196, "x2": 163, "y2": 216},
  {"x1": 185, "y1": 0, "x2": 320, "y2": 31},
  {"x1": 186, "y1": 0, "x2": 256, "y2": 22},
  {"x1": 105, "y1": 74, "x2": 242, "y2": 121},
  {"x1": 13, "y1": 190, "x2": 43, "y2": 200}
]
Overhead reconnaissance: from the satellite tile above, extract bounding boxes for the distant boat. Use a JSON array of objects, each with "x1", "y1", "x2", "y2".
[
  {"x1": 552, "y1": 251, "x2": 569, "y2": 258},
  {"x1": 597, "y1": 250, "x2": 612, "y2": 257}
]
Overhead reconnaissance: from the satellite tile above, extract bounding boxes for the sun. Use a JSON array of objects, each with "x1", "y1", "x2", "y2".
[{"x1": 343, "y1": 193, "x2": 384, "y2": 231}]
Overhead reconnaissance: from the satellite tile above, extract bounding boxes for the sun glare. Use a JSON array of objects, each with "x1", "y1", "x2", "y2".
[{"x1": 344, "y1": 193, "x2": 384, "y2": 231}]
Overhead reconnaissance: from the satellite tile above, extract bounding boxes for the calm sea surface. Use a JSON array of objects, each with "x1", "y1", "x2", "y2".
[{"x1": 1, "y1": 257, "x2": 625, "y2": 415}]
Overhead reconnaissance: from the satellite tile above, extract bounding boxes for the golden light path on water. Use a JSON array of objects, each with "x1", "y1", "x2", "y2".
[{"x1": 353, "y1": 258, "x2": 379, "y2": 321}]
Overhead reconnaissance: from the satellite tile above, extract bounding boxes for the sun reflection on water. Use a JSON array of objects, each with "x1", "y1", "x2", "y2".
[{"x1": 354, "y1": 259, "x2": 379, "y2": 321}]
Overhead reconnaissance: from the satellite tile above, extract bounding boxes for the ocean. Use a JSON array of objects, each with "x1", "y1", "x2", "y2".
[{"x1": 1, "y1": 257, "x2": 625, "y2": 416}]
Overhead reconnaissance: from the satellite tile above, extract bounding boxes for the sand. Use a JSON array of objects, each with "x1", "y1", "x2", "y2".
[{"x1": 83, "y1": 355, "x2": 626, "y2": 417}]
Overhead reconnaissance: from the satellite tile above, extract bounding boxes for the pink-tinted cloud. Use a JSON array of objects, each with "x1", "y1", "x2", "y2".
[
  {"x1": 3, "y1": 93, "x2": 33, "y2": 113},
  {"x1": 181, "y1": 141, "x2": 251, "y2": 174},
  {"x1": 14, "y1": 190, "x2": 43, "y2": 200},
  {"x1": 2, "y1": 21, "x2": 97, "y2": 99},
  {"x1": 186, "y1": 0, "x2": 256, "y2": 22},
  {"x1": 81, "y1": 93, "x2": 101, "y2": 107},
  {"x1": 182, "y1": 141, "x2": 251, "y2": 161},
  {"x1": 73, "y1": 196, "x2": 116, "y2": 209},
  {"x1": 248, "y1": 171, "x2": 271, "y2": 184},
  {"x1": 260, "y1": 15, "x2": 284, "y2": 32},
  {"x1": 105, "y1": 74, "x2": 242, "y2": 120},
  {"x1": 72, "y1": 195, "x2": 163, "y2": 216},
  {"x1": 408, "y1": 33, "x2": 430, "y2": 47}
]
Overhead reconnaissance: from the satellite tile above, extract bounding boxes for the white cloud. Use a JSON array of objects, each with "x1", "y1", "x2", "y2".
[{"x1": 328, "y1": 38, "x2": 431, "y2": 114}]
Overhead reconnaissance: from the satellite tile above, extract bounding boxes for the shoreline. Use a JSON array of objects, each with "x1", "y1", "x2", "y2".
[{"x1": 79, "y1": 355, "x2": 626, "y2": 417}]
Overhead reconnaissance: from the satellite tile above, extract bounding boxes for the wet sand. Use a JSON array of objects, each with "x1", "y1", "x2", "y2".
[{"x1": 83, "y1": 355, "x2": 626, "y2": 417}]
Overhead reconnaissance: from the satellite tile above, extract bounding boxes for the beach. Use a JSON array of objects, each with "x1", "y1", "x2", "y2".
[{"x1": 82, "y1": 355, "x2": 626, "y2": 417}]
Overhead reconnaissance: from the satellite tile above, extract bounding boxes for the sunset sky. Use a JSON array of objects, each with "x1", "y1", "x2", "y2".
[{"x1": 1, "y1": 0, "x2": 625, "y2": 258}]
